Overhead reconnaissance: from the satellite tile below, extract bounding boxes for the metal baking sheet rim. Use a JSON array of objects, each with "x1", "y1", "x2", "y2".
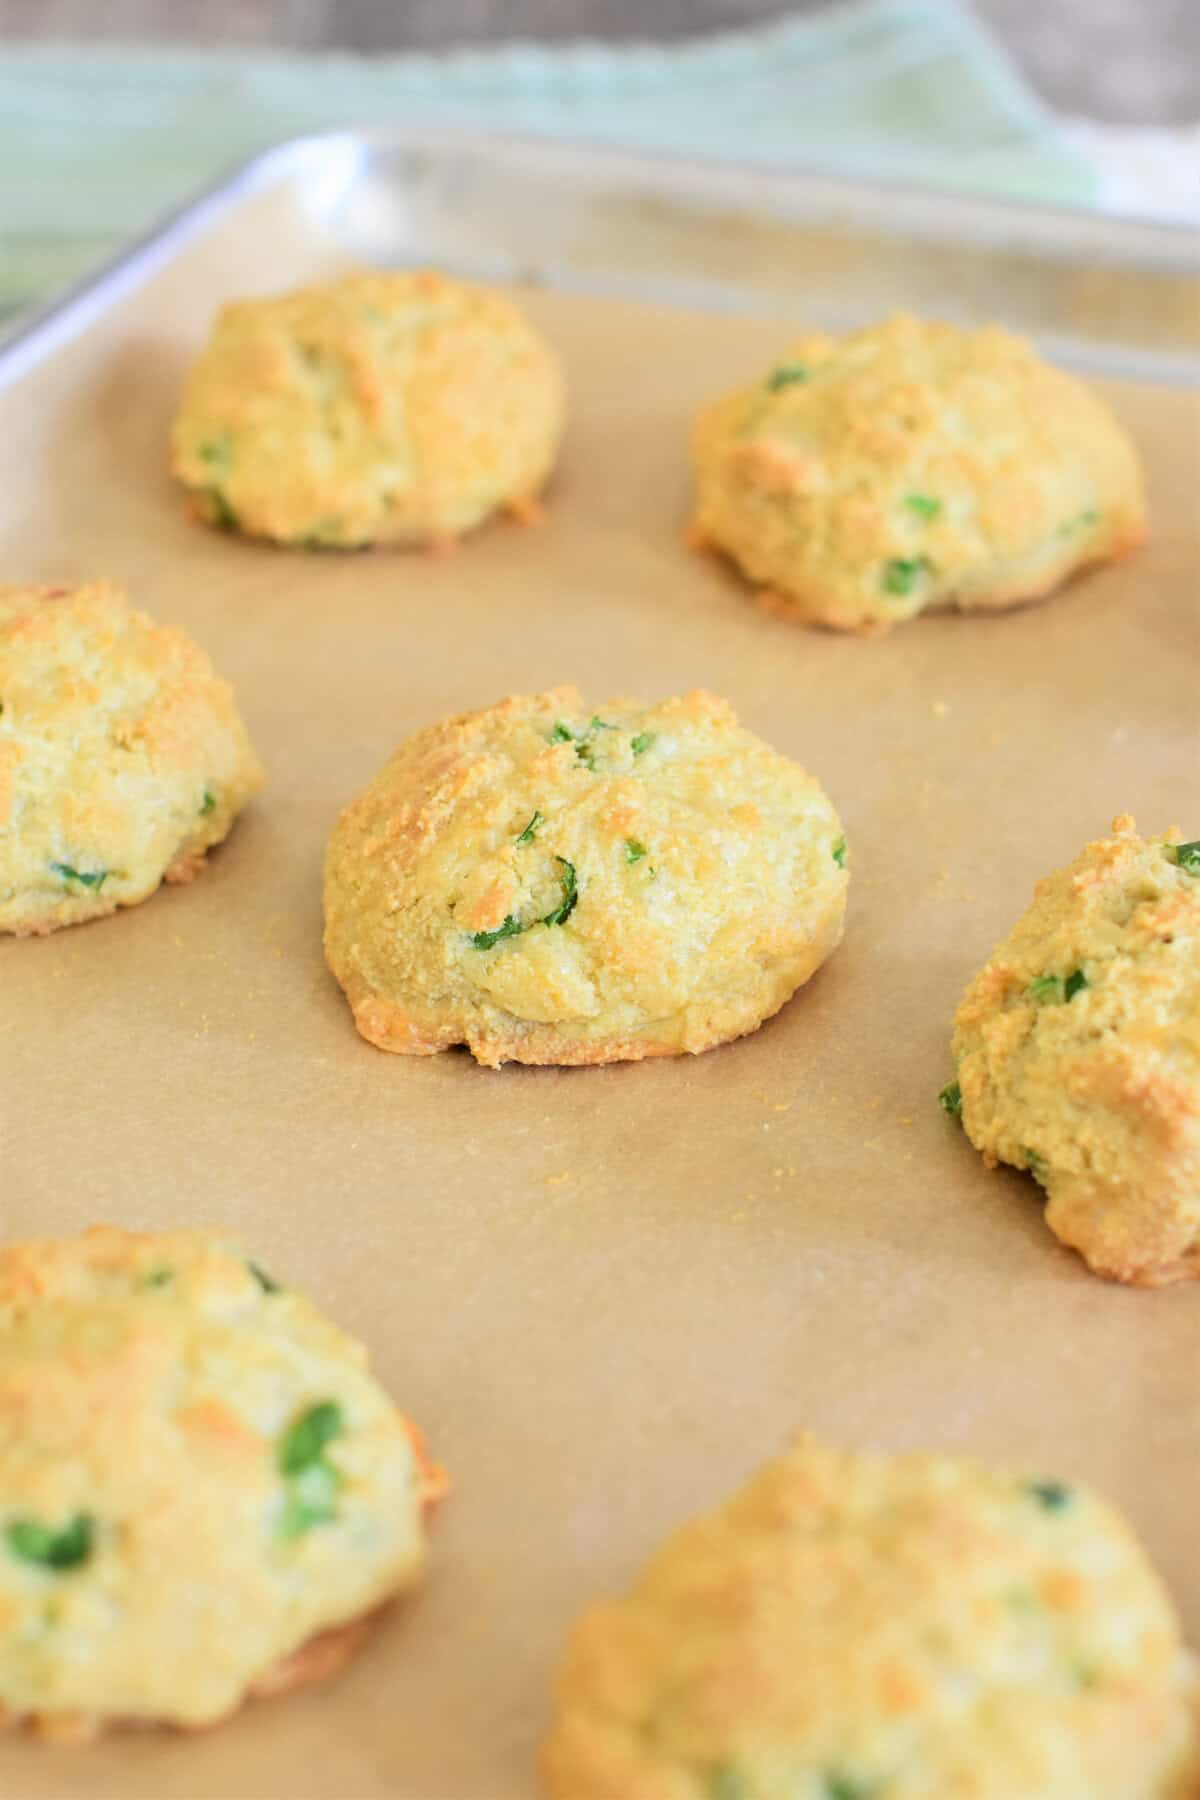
[{"x1": 2, "y1": 122, "x2": 1198, "y2": 393}]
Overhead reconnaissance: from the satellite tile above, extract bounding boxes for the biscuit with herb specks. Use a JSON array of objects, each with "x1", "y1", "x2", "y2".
[
  {"x1": 0, "y1": 1226, "x2": 446, "y2": 1740},
  {"x1": 690, "y1": 314, "x2": 1145, "y2": 632},
  {"x1": 943, "y1": 814, "x2": 1200, "y2": 1287},
  {"x1": 0, "y1": 581, "x2": 262, "y2": 935},
  {"x1": 323, "y1": 687, "x2": 848, "y2": 1066},
  {"x1": 543, "y1": 1434, "x2": 1198, "y2": 1800},
  {"x1": 170, "y1": 269, "x2": 565, "y2": 548}
]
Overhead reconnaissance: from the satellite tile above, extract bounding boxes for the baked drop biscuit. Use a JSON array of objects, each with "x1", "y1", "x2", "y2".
[
  {"x1": 543, "y1": 1433, "x2": 1198, "y2": 1800},
  {"x1": 170, "y1": 269, "x2": 565, "y2": 548},
  {"x1": 0, "y1": 581, "x2": 262, "y2": 935},
  {"x1": 0, "y1": 1226, "x2": 446, "y2": 1739},
  {"x1": 944, "y1": 815, "x2": 1200, "y2": 1287},
  {"x1": 691, "y1": 314, "x2": 1145, "y2": 632},
  {"x1": 323, "y1": 687, "x2": 847, "y2": 1066}
]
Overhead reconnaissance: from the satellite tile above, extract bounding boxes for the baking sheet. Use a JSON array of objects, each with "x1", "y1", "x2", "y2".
[
  {"x1": 5, "y1": 128, "x2": 1200, "y2": 387},
  {"x1": 0, "y1": 150, "x2": 1198, "y2": 1800}
]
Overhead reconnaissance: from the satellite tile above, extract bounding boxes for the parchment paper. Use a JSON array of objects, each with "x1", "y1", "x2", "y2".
[{"x1": 0, "y1": 193, "x2": 1197, "y2": 1800}]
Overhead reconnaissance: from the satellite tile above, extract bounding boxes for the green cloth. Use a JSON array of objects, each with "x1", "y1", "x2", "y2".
[{"x1": 0, "y1": 0, "x2": 1097, "y2": 324}]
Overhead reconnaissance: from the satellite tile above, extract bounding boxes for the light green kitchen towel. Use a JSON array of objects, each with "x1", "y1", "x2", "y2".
[{"x1": 1, "y1": 0, "x2": 1097, "y2": 324}]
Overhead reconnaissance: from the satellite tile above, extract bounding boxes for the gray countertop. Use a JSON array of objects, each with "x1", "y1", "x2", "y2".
[{"x1": 2, "y1": 0, "x2": 1197, "y2": 125}]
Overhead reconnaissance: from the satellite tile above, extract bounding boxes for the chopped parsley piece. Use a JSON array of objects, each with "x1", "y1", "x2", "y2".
[
  {"x1": 1166, "y1": 840, "x2": 1200, "y2": 875},
  {"x1": 542, "y1": 856, "x2": 578, "y2": 927},
  {"x1": 197, "y1": 436, "x2": 232, "y2": 473},
  {"x1": 1029, "y1": 969, "x2": 1086, "y2": 1004},
  {"x1": 882, "y1": 557, "x2": 928, "y2": 597},
  {"x1": 515, "y1": 810, "x2": 544, "y2": 845},
  {"x1": 143, "y1": 1267, "x2": 174, "y2": 1288},
  {"x1": 470, "y1": 853, "x2": 580, "y2": 947},
  {"x1": 1022, "y1": 1147, "x2": 1047, "y2": 1186},
  {"x1": 278, "y1": 1461, "x2": 340, "y2": 1538},
  {"x1": 249, "y1": 1261, "x2": 280, "y2": 1294},
  {"x1": 904, "y1": 493, "x2": 941, "y2": 519},
  {"x1": 1057, "y1": 507, "x2": 1099, "y2": 536},
  {"x1": 577, "y1": 719, "x2": 615, "y2": 764},
  {"x1": 831, "y1": 835, "x2": 847, "y2": 868},
  {"x1": 279, "y1": 1401, "x2": 344, "y2": 1476},
  {"x1": 1027, "y1": 1479, "x2": 1072, "y2": 1512},
  {"x1": 825, "y1": 1777, "x2": 870, "y2": 1800},
  {"x1": 209, "y1": 487, "x2": 239, "y2": 532},
  {"x1": 277, "y1": 1402, "x2": 344, "y2": 1538},
  {"x1": 550, "y1": 718, "x2": 614, "y2": 766},
  {"x1": 201, "y1": 788, "x2": 216, "y2": 815},
  {"x1": 938, "y1": 1079, "x2": 963, "y2": 1120},
  {"x1": 50, "y1": 861, "x2": 107, "y2": 891},
  {"x1": 625, "y1": 839, "x2": 648, "y2": 864},
  {"x1": 765, "y1": 362, "x2": 809, "y2": 391},
  {"x1": 7, "y1": 1513, "x2": 93, "y2": 1570},
  {"x1": 631, "y1": 730, "x2": 655, "y2": 757},
  {"x1": 706, "y1": 1768, "x2": 746, "y2": 1800},
  {"x1": 472, "y1": 913, "x2": 526, "y2": 951}
]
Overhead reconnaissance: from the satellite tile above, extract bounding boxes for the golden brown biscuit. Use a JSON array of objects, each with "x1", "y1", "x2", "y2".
[
  {"x1": 944, "y1": 815, "x2": 1200, "y2": 1287},
  {"x1": 169, "y1": 269, "x2": 565, "y2": 548},
  {"x1": 691, "y1": 314, "x2": 1145, "y2": 633},
  {"x1": 0, "y1": 581, "x2": 263, "y2": 935},
  {"x1": 323, "y1": 687, "x2": 848, "y2": 1066},
  {"x1": 0, "y1": 1226, "x2": 446, "y2": 1738},
  {"x1": 543, "y1": 1433, "x2": 1198, "y2": 1800}
]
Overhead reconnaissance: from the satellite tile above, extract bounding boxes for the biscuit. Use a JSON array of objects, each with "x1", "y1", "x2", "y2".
[
  {"x1": 945, "y1": 814, "x2": 1200, "y2": 1287},
  {"x1": 169, "y1": 269, "x2": 565, "y2": 548},
  {"x1": 323, "y1": 687, "x2": 847, "y2": 1066},
  {"x1": 691, "y1": 314, "x2": 1145, "y2": 632},
  {"x1": 543, "y1": 1433, "x2": 1198, "y2": 1800},
  {"x1": 0, "y1": 581, "x2": 263, "y2": 935},
  {"x1": 0, "y1": 1226, "x2": 446, "y2": 1738}
]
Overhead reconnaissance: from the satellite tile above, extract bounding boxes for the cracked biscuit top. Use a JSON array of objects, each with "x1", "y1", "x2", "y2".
[
  {"x1": 323, "y1": 686, "x2": 847, "y2": 1067},
  {"x1": 0, "y1": 580, "x2": 262, "y2": 935},
  {"x1": 950, "y1": 814, "x2": 1200, "y2": 1287},
  {"x1": 170, "y1": 268, "x2": 565, "y2": 548},
  {"x1": 0, "y1": 1226, "x2": 444, "y2": 1734},
  {"x1": 543, "y1": 1433, "x2": 1197, "y2": 1800},
  {"x1": 691, "y1": 314, "x2": 1145, "y2": 632}
]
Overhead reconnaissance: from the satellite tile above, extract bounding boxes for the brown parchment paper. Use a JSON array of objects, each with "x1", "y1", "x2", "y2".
[{"x1": 0, "y1": 191, "x2": 1198, "y2": 1800}]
